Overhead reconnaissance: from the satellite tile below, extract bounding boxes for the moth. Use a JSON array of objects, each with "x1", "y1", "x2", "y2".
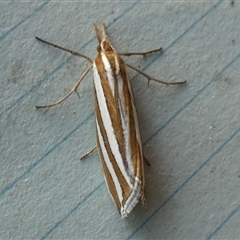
[{"x1": 36, "y1": 24, "x2": 186, "y2": 218}]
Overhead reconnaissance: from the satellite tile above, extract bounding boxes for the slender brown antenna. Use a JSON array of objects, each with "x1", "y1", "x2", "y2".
[
  {"x1": 94, "y1": 23, "x2": 102, "y2": 44},
  {"x1": 102, "y1": 23, "x2": 108, "y2": 40}
]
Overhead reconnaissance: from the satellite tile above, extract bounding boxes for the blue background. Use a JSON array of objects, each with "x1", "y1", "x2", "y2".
[{"x1": 1, "y1": 1, "x2": 240, "y2": 239}]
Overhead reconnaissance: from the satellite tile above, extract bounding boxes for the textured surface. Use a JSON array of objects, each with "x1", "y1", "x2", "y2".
[{"x1": 1, "y1": 1, "x2": 240, "y2": 239}]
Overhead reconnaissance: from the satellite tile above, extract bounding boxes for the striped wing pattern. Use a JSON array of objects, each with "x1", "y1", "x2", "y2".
[{"x1": 93, "y1": 39, "x2": 145, "y2": 218}]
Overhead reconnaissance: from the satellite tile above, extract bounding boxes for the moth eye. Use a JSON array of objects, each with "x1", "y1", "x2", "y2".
[{"x1": 97, "y1": 45, "x2": 101, "y2": 52}]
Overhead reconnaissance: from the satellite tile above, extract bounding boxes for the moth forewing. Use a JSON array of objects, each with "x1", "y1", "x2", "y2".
[{"x1": 93, "y1": 25, "x2": 145, "y2": 218}]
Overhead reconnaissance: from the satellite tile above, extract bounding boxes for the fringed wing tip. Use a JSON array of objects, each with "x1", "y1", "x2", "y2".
[{"x1": 120, "y1": 178, "x2": 145, "y2": 218}]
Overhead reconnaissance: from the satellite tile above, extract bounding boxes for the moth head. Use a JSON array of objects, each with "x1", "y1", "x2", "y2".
[
  {"x1": 101, "y1": 40, "x2": 114, "y2": 53},
  {"x1": 94, "y1": 23, "x2": 115, "y2": 54}
]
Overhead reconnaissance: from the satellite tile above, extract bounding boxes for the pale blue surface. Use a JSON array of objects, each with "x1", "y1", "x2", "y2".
[{"x1": 1, "y1": 1, "x2": 240, "y2": 239}]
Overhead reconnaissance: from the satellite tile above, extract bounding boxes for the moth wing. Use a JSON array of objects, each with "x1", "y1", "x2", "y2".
[{"x1": 93, "y1": 53, "x2": 145, "y2": 217}]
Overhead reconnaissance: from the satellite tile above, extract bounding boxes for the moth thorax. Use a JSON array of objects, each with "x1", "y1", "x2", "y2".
[{"x1": 101, "y1": 40, "x2": 114, "y2": 53}]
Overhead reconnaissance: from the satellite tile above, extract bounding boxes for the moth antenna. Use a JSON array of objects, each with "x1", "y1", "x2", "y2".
[
  {"x1": 102, "y1": 23, "x2": 108, "y2": 40},
  {"x1": 94, "y1": 23, "x2": 101, "y2": 44}
]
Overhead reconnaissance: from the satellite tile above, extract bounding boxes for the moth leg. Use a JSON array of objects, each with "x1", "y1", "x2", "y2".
[
  {"x1": 80, "y1": 145, "x2": 97, "y2": 160},
  {"x1": 126, "y1": 64, "x2": 186, "y2": 85},
  {"x1": 35, "y1": 64, "x2": 93, "y2": 109},
  {"x1": 143, "y1": 155, "x2": 151, "y2": 166},
  {"x1": 118, "y1": 47, "x2": 162, "y2": 56},
  {"x1": 35, "y1": 37, "x2": 92, "y2": 63}
]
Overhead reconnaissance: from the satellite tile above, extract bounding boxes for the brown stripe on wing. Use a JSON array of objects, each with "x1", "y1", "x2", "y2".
[
  {"x1": 93, "y1": 73, "x2": 132, "y2": 206},
  {"x1": 96, "y1": 132, "x2": 121, "y2": 211},
  {"x1": 119, "y1": 57, "x2": 146, "y2": 207},
  {"x1": 119, "y1": 57, "x2": 144, "y2": 183},
  {"x1": 94, "y1": 53, "x2": 126, "y2": 161}
]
